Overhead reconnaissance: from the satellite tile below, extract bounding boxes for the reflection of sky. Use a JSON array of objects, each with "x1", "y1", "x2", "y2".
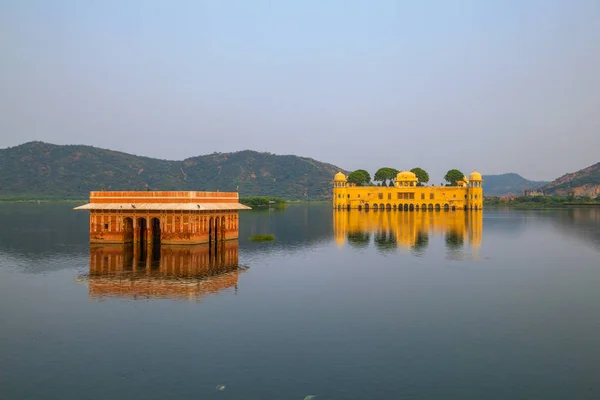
[{"x1": 482, "y1": 209, "x2": 600, "y2": 266}]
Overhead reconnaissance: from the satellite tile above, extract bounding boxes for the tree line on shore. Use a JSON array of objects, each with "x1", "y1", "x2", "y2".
[
  {"x1": 484, "y1": 194, "x2": 600, "y2": 208},
  {"x1": 346, "y1": 168, "x2": 466, "y2": 187},
  {"x1": 239, "y1": 196, "x2": 286, "y2": 207}
]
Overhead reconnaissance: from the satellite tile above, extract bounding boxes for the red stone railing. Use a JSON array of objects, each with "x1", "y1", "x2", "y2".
[{"x1": 89, "y1": 191, "x2": 239, "y2": 203}]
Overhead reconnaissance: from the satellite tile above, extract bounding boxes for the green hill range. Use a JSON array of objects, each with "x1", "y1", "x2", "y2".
[
  {"x1": 1, "y1": 141, "x2": 597, "y2": 200},
  {"x1": 0, "y1": 141, "x2": 346, "y2": 200},
  {"x1": 481, "y1": 173, "x2": 548, "y2": 196}
]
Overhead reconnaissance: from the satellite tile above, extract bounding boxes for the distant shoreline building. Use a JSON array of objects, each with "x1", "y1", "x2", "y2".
[
  {"x1": 332, "y1": 170, "x2": 483, "y2": 211},
  {"x1": 522, "y1": 189, "x2": 545, "y2": 197},
  {"x1": 74, "y1": 191, "x2": 251, "y2": 245}
]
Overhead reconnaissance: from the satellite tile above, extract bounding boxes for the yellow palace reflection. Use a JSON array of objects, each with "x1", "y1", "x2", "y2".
[
  {"x1": 79, "y1": 241, "x2": 244, "y2": 301},
  {"x1": 333, "y1": 210, "x2": 482, "y2": 256}
]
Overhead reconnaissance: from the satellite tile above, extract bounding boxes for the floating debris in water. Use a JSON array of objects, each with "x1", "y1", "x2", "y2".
[
  {"x1": 304, "y1": 396, "x2": 316, "y2": 400},
  {"x1": 216, "y1": 385, "x2": 226, "y2": 391}
]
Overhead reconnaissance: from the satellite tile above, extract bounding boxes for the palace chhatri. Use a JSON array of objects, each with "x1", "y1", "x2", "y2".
[{"x1": 332, "y1": 170, "x2": 483, "y2": 211}]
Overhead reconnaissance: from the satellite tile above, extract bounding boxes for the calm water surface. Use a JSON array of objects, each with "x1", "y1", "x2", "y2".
[{"x1": 1, "y1": 204, "x2": 599, "y2": 400}]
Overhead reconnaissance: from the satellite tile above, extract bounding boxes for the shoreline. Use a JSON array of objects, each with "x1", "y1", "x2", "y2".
[{"x1": 484, "y1": 203, "x2": 600, "y2": 210}]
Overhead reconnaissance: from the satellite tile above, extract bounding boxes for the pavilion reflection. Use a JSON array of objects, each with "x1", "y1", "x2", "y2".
[
  {"x1": 334, "y1": 210, "x2": 482, "y2": 256},
  {"x1": 82, "y1": 240, "x2": 244, "y2": 301}
]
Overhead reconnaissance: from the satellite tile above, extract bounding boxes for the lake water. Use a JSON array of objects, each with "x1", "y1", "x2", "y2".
[{"x1": 1, "y1": 204, "x2": 599, "y2": 400}]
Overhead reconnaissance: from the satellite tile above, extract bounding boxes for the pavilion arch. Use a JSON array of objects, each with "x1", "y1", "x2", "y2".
[
  {"x1": 373, "y1": 203, "x2": 378, "y2": 210},
  {"x1": 428, "y1": 204, "x2": 434, "y2": 211},
  {"x1": 404, "y1": 204, "x2": 408, "y2": 211},
  {"x1": 150, "y1": 217, "x2": 161, "y2": 244},
  {"x1": 380, "y1": 203, "x2": 384, "y2": 210},
  {"x1": 444, "y1": 204, "x2": 449, "y2": 211},
  {"x1": 364, "y1": 203, "x2": 369, "y2": 211},
  {"x1": 136, "y1": 217, "x2": 148, "y2": 251},
  {"x1": 386, "y1": 203, "x2": 391, "y2": 211},
  {"x1": 358, "y1": 205, "x2": 362, "y2": 211},
  {"x1": 409, "y1": 204, "x2": 414, "y2": 211},
  {"x1": 435, "y1": 204, "x2": 441, "y2": 211},
  {"x1": 422, "y1": 203, "x2": 427, "y2": 211}
]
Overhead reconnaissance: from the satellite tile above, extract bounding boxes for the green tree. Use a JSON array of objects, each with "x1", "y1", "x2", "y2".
[
  {"x1": 444, "y1": 169, "x2": 464, "y2": 186},
  {"x1": 347, "y1": 169, "x2": 371, "y2": 186},
  {"x1": 410, "y1": 167, "x2": 429, "y2": 185},
  {"x1": 374, "y1": 167, "x2": 399, "y2": 186}
]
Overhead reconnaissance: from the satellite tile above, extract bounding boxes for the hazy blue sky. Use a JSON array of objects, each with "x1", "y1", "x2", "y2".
[{"x1": 1, "y1": 1, "x2": 599, "y2": 182}]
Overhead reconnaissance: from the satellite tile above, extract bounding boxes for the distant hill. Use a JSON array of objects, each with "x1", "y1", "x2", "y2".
[
  {"x1": 482, "y1": 173, "x2": 548, "y2": 196},
  {"x1": 541, "y1": 162, "x2": 600, "y2": 198},
  {"x1": 0, "y1": 142, "x2": 346, "y2": 200}
]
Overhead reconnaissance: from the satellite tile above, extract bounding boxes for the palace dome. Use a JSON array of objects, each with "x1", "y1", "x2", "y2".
[
  {"x1": 396, "y1": 171, "x2": 418, "y2": 182},
  {"x1": 334, "y1": 172, "x2": 347, "y2": 181},
  {"x1": 469, "y1": 170, "x2": 482, "y2": 181}
]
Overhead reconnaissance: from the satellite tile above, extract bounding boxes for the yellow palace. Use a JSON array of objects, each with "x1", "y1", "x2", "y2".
[{"x1": 333, "y1": 170, "x2": 483, "y2": 211}]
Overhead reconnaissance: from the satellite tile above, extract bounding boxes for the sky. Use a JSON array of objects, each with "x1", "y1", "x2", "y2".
[{"x1": 1, "y1": 0, "x2": 599, "y2": 182}]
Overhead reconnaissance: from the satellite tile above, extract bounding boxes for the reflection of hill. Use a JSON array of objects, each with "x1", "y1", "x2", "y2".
[
  {"x1": 238, "y1": 205, "x2": 333, "y2": 250},
  {"x1": 479, "y1": 209, "x2": 527, "y2": 236},
  {"x1": 548, "y1": 208, "x2": 600, "y2": 251},
  {"x1": 80, "y1": 241, "x2": 243, "y2": 301},
  {"x1": 0, "y1": 204, "x2": 334, "y2": 274},
  {"x1": 334, "y1": 211, "x2": 483, "y2": 255},
  {"x1": 0, "y1": 204, "x2": 89, "y2": 260}
]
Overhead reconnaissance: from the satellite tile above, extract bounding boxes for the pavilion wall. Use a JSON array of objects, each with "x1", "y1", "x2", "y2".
[{"x1": 89, "y1": 210, "x2": 240, "y2": 244}]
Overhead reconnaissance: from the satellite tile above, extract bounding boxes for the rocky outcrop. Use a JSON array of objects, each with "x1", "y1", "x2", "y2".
[{"x1": 542, "y1": 162, "x2": 600, "y2": 198}]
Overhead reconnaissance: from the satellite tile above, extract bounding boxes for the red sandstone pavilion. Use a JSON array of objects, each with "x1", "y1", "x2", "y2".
[{"x1": 74, "y1": 191, "x2": 251, "y2": 245}]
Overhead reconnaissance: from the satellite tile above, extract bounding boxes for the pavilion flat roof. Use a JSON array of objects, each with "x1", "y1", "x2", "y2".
[{"x1": 74, "y1": 203, "x2": 251, "y2": 211}]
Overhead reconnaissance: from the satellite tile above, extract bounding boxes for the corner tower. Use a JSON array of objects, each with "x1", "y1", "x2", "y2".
[
  {"x1": 467, "y1": 171, "x2": 483, "y2": 210},
  {"x1": 333, "y1": 172, "x2": 348, "y2": 210}
]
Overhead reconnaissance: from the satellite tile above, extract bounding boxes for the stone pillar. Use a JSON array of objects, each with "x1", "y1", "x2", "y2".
[
  {"x1": 146, "y1": 241, "x2": 152, "y2": 269},
  {"x1": 147, "y1": 217, "x2": 154, "y2": 245},
  {"x1": 133, "y1": 218, "x2": 139, "y2": 243}
]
